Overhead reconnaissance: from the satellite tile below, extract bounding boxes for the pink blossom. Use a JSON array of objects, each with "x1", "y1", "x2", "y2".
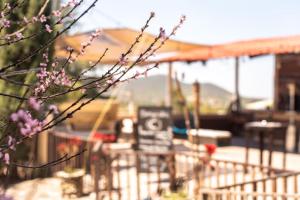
[
  {"x1": 106, "y1": 79, "x2": 114, "y2": 84},
  {"x1": 32, "y1": 16, "x2": 38, "y2": 22},
  {"x1": 16, "y1": 32, "x2": 23, "y2": 39},
  {"x1": 80, "y1": 88, "x2": 86, "y2": 94},
  {"x1": 37, "y1": 67, "x2": 48, "y2": 79},
  {"x1": 134, "y1": 71, "x2": 141, "y2": 78},
  {"x1": 10, "y1": 113, "x2": 19, "y2": 122},
  {"x1": 1, "y1": 19, "x2": 10, "y2": 28},
  {"x1": 67, "y1": 46, "x2": 73, "y2": 52},
  {"x1": 42, "y1": 53, "x2": 48, "y2": 59},
  {"x1": 48, "y1": 105, "x2": 59, "y2": 114},
  {"x1": 7, "y1": 136, "x2": 16, "y2": 151},
  {"x1": 68, "y1": 0, "x2": 79, "y2": 7},
  {"x1": 10, "y1": 109, "x2": 44, "y2": 137},
  {"x1": 40, "y1": 62, "x2": 47, "y2": 67},
  {"x1": 119, "y1": 54, "x2": 128, "y2": 65},
  {"x1": 92, "y1": 29, "x2": 102, "y2": 38},
  {"x1": 28, "y1": 97, "x2": 42, "y2": 111},
  {"x1": 159, "y1": 27, "x2": 166, "y2": 39},
  {"x1": 45, "y1": 24, "x2": 52, "y2": 33},
  {"x1": 52, "y1": 10, "x2": 61, "y2": 17},
  {"x1": 51, "y1": 61, "x2": 58, "y2": 68},
  {"x1": 39, "y1": 15, "x2": 47, "y2": 23}
]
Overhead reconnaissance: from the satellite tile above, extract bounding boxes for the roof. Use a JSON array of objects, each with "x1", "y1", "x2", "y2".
[
  {"x1": 55, "y1": 28, "x2": 208, "y2": 64},
  {"x1": 156, "y1": 34, "x2": 300, "y2": 63}
]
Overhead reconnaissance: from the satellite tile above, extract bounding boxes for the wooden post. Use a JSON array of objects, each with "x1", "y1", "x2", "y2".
[
  {"x1": 166, "y1": 62, "x2": 173, "y2": 107},
  {"x1": 193, "y1": 81, "x2": 200, "y2": 129},
  {"x1": 168, "y1": 153, "x2": 177, "y2": 192},
  {"x1": 234, "y1": 57, "x2": 241, "y2": 112},
  {"x1": 135, "y1": 153, "x2": 141, "y2": 200},
  {"x1": 274, "y1": 55, "x2": 281, "y2": 111},
  {"x1": 174, "y1": 73, "x2": 191, "y2": 130},
  {"x1": 287, "y1": 82, "x2": 296, "y2": 153}
]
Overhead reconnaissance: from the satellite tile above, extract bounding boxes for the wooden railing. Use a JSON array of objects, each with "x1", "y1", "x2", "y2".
[
  {"x1": 198, "y1": 188, "x2": 300, "y2": 200},
  {"x1": 47, "y1": 132, "x2": 297, "y2": 200},
  {"x1": 197, "y1": 159, "x2": 290, "y2": 189},
  {"x1": 47, "y1": 131, "x2": 92, "y2": 173},
  {"x1": 214, "y1": 171, "x2": 300, "y2": 200},
  {"x1": 91, "y1": 150, "x2": 289, "y2": 200}
]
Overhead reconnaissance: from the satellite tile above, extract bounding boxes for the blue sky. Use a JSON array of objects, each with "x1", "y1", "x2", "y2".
[{"x1": 74, "y1": 0, "x2": 300, "y2": 99}]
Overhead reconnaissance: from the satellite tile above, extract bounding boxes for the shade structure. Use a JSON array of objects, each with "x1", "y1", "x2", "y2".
[
  {"x1": 55, "y1": 28, "x2": 208, "y2": 64},
  {"x1": 155, "y1": 34, "x2": 300, "y2": 63}
]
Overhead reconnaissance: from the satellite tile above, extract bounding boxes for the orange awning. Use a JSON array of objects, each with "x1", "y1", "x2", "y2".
[
  {"x1": 156, "y1": 34, "x2": 300, "y2": 63},
  {"x1": 55, "y1": 28, "x2": 208, "y2": 64}
]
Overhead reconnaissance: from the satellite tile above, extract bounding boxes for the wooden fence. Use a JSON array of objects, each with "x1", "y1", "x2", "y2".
[{"x1": 47, "y1": 132, "x2": 298, "y2": 200}]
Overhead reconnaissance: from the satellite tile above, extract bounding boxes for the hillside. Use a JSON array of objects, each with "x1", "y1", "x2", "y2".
[{"x1": 114, "y1": 75, "x2": 235, "y2": 106}]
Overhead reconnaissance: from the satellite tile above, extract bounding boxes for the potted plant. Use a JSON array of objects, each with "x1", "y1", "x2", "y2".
[{"x1": 55, "y1": 137, "x2": 85, "y2": 197}]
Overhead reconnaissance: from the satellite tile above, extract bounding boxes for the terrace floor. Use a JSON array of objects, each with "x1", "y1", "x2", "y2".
[{"x1": 5, "y1": 139, "x2": 300, "y2": 200}]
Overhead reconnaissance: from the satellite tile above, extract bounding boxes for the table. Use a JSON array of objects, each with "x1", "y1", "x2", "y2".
[
  {"x1": 188, "y1": 129, "x2": 231, "y2": 146},
  {"x1": 244, "y1": 121, "x2": 287, "y2": 171}
]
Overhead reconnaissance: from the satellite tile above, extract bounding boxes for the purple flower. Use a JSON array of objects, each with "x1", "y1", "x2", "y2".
[
  {"x1": 20, "y1": 127, "x2": 31, "y2": 136},
  {"x1": 10, "y1": 109, "x2": 44, "y2": 137},
  {"x1": 28, "y1": 97, "x2": 41, "y2": 111},
  {"x1": 10, "y1": 113, "x2": 18, "y2": 122}
]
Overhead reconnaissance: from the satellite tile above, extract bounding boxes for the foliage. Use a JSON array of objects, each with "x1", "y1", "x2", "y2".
[
  {"x1": 0, "y1": 0, "x2": 54, "y2": 111},
  {"x1": 162, "y1": 190, "x2": 188, "y2": 200}
]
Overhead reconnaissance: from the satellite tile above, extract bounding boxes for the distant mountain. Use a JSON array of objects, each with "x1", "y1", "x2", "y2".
[{"x1": 113, "y1": 75, "x2": 238, "y2": 106}]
